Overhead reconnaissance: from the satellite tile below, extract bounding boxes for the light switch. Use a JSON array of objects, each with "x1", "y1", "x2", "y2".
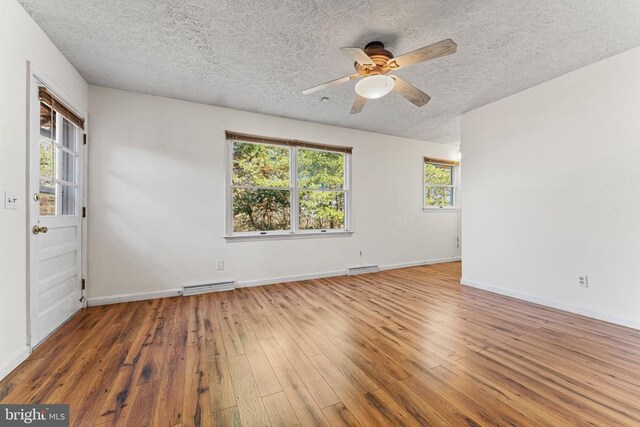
[{"x1": 4, "y1": 192, "x2": 17, "y2": 210}]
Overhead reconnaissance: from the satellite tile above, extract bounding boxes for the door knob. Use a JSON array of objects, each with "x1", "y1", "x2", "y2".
[{"x1": 33, "y1": 225, "x2": 48, "y2": 234}]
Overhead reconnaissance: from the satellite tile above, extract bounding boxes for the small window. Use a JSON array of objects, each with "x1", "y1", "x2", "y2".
[
  {"x1": 232, "y1": 141, "x2": 291, "y2": 232},
  {"x1": 424, "y1": 158, "x2": 458, "y2": 209},
  {"x1": 228, "y1": 134, "x2": 351, "y2": 236},
  {"x1": 298, "y1": 149, "x2": 346, "y2": 230},
  {"x1": 38, "y1": 100, "x2": 80, "y2": 216}
]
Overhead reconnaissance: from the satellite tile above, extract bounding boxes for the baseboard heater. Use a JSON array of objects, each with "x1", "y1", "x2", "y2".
[
  {"x1": 348, "y1": 265, "x2": 380, "y2": 275},
  {"x1": 182, "y1": 281, "x2": 235, "y2": 296}
]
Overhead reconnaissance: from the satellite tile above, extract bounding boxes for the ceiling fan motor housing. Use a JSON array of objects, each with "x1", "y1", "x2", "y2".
[{"x1": 354, "y1": 41, "x2": 395, "y2": 75}]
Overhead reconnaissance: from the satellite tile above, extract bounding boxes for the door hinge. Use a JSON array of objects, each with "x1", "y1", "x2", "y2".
[
  {"x1": 83, "y1": 134, "x2": 87, "y2": 145},
  {"x1": 81, "y1": 278, "x2": 86, "y2": 290},
  {"x1": 82, "y1": 207, "x2": 86, "y2": 218}
]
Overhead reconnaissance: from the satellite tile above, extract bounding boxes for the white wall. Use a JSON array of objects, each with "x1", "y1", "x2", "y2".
[
  {"x1": 87, "y1": 86, "x2": 460, "y2": 302},
  {"x1": 461, "y1": 47, "x2": 640, "y2": 329},
  {"x1": 0, "y1": 0, "x2": 87, "y2": 379}
]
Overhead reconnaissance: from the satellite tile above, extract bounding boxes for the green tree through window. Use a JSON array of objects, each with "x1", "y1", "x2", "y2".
[
  {"x1": 231, "y1": 141, "x2": 349, "y2": 233},
  {"x1": 232, "y1": 142, "x2": 290, "y2": 232},
  {"x1": 424, "y1": 162, "x2": 456, "y2": 208},
  {"x1": 298, "y1": 149, "x2": 345, "y2": 230}
]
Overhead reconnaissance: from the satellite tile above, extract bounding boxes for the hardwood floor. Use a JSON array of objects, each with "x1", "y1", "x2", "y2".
[{"x1": 2, "y1": 261, "x2": 640, "y2": 426}]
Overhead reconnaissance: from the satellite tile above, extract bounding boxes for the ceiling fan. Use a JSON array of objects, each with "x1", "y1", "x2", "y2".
[{"x1": 303, "y1": 39, "x2": 457, "y2": 114}]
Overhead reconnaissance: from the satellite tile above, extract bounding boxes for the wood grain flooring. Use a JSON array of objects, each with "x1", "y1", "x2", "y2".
[{"x1": 2, "y1": 261, "x2": 640, "y2": 426}]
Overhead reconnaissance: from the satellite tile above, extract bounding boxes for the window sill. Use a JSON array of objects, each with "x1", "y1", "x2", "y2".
[
  {"x1": 225, "y1": 230, "x2": 353, "y2": 242},
  {"x1": 423, "y1": 207, "x2": 460, "y2": 212}
]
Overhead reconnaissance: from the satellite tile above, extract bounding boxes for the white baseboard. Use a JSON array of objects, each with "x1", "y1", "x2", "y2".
[
  {"x1": 237, "y1": 256, "x2": 462, "y2": 288},
  {"x1": 85, "y1": 257, "x2": 462, "y2": 306},
  {"x1": 236, "y1": 269, "x2": 347, "y2": 288},
  {"x1": 0, "y1": 345, "x2": 30, "y2": 382},
  {"x1": 86, "y1": 288, "x2": 182, "y2": 306},
  {"x1": 380, "y1": 256, "x2": 461, "y2": 271},
  {"x1": 461, "y1": 278, "x2": 640, "y2": 331}
]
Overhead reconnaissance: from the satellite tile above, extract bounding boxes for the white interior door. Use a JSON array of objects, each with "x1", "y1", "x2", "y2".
[{"x1": 29, "y1": 76, "x2": 84, "y2": 347}]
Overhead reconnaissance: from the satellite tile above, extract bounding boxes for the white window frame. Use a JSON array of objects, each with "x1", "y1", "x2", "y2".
[
  {"x1": 225, "y1": 138, "x2": 352, "y2": 239},
  {"x1": 39, "y1": 111, "x2": 81, "y2": 217},
  {"x1": 423, "y1": 160, "x2": 459, "y2": 211}
]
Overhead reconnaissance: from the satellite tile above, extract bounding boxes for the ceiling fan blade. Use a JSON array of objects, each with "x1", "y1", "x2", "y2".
[
  {"x1": 302, "y1": 74, "x2": 359, "y2": 95},
  {"x1": 387, "y1": 38, "x2": 457, "y2": 70},
  {"x1": 350, "y1": 95, "x2": 366, "y2": 114},
  {"x1": 341, "y1": 47, "x2": 376, "y2": 68},
  {"x1": 391, "y1": 76, "x2": 431, "y2": 107}
]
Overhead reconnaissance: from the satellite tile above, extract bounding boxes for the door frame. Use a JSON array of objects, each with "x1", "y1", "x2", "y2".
[{"x1": 26, "y1": 62, "x2": 89, "y2": 350}]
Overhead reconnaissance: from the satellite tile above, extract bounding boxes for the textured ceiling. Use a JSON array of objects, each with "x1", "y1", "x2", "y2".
[{"x1": 18, "y1": 0, "x2": 640, "y2": 143}]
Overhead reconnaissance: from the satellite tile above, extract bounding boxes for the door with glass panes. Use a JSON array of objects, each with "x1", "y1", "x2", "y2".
[{"x1": 29, "y1": 82, "x2": 84, "y2": 346}]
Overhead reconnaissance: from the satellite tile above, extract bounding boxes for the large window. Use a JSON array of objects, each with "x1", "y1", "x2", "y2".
[
  {"x1": 424, "y1": 157, "x2": 459, "y2": 209},
  {"x1": 227, "y1": 133, "x2": 351, "y2": 236}
]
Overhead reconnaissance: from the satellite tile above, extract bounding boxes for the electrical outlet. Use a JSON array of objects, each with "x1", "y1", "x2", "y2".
[
  {"x1": 4, "y1": 192, "x2": 17, "y2": 210},
  {"x1": 578, "y1": 275, "x2": 589, "y2": 288},
  {"x1": 359, "y1": 250, "x2": 363, "y2": 257},
  {"x1": 216, "y1": 260, "x2": 224, "y2": 271}
]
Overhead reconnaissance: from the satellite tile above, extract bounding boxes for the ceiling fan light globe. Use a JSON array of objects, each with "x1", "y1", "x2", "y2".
[{"x1": 355, "y1": 75, "x2": 395, "y2": 100}]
